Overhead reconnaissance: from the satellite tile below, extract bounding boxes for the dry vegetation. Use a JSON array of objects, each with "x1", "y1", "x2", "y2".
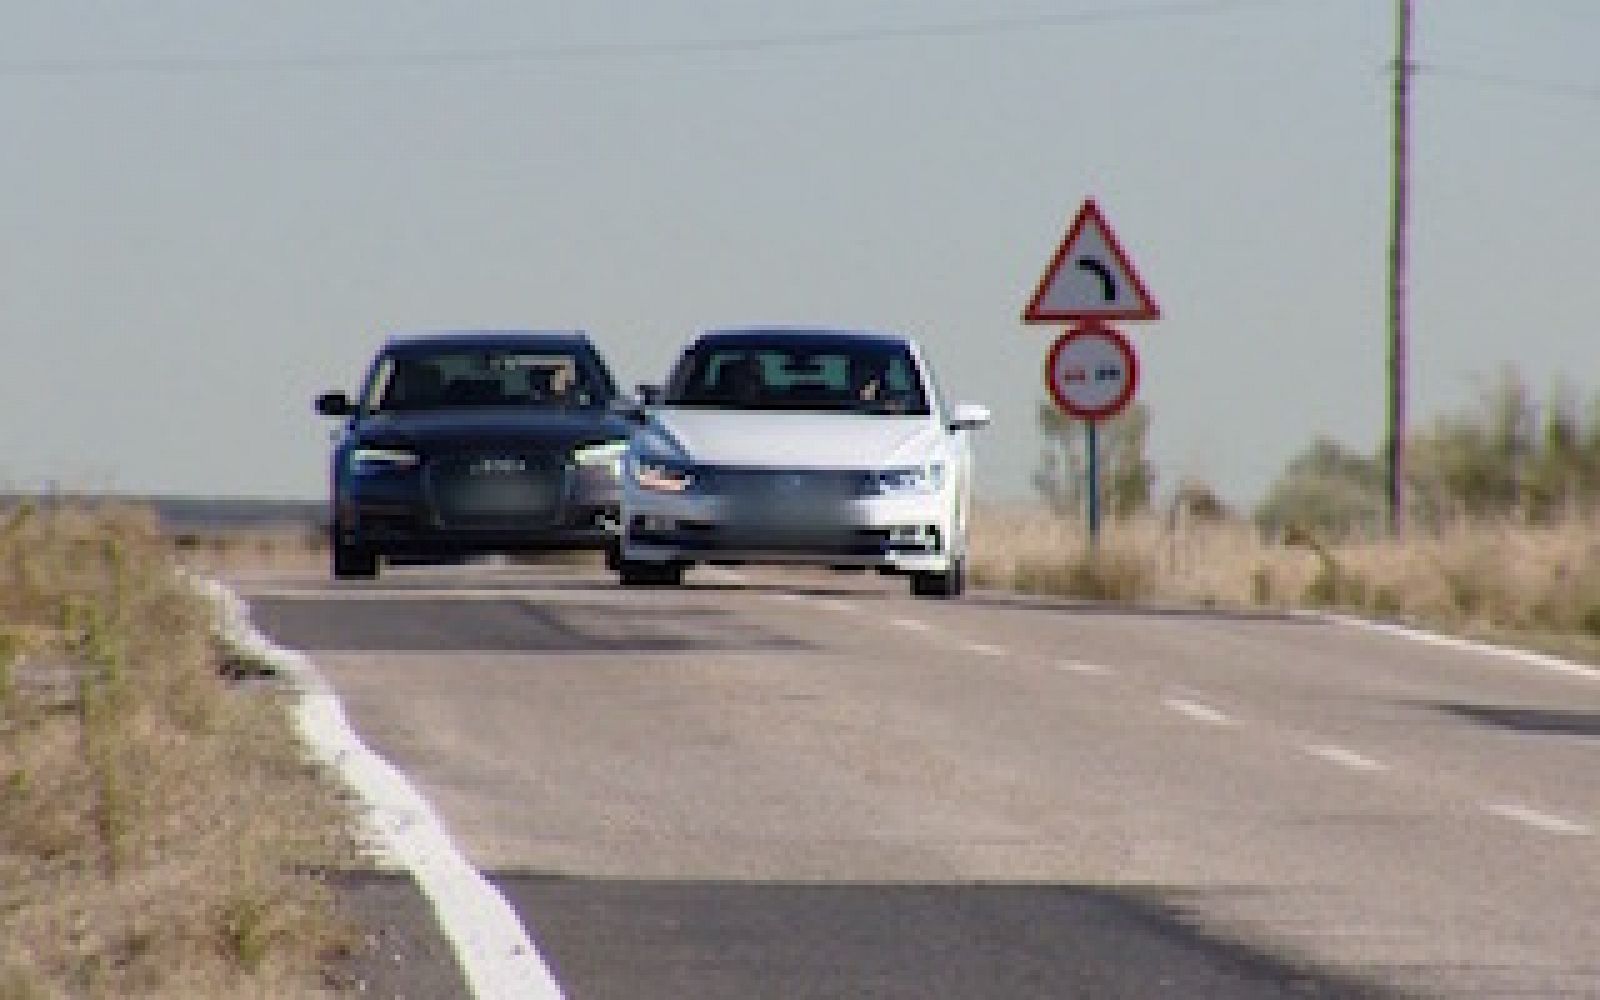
[
  {"x1": 969, "y1": 506, "x2": 1600, "y2": 662},
  {"x1": 0, "y1": 502, "x2": 362, "y2": 999}
]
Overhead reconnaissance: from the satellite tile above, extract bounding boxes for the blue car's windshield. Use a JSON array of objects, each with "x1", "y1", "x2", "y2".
[
  {"x1": 364, "y1": 349, "x2": 609, "y2": 413},
  {"x1": 665, "y1": 343, "x2": 929, "y2": 415}
]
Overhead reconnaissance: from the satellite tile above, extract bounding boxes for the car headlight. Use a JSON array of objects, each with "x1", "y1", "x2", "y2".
[
  {"x1": 633, "y1": 458, "x2": 696, "y2": 493},
  {"x1": 863, "y1": 462, "x2": 945, "y2": 496},
  {"x1": 573, "y1": 439, "x2": 628, "y2": 472},
  {"x1": 350, "y1": 446, "x2": 421, "y2": 474}
]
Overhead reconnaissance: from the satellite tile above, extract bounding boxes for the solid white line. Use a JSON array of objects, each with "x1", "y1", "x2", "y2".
[
  {"x1": 1483, "y1": 803, "x2": 1593, "y2": 837},
  {"x1": 959, "y1": 641, "x2": 1009, "y2": 658},
  {"x1": 1303, "y1": 743, "x2": 1389, "y2": 772},
  {"x1": 202, "y1": 580, "x2": 565, "y2": 1000},
  {"x1": 1163, "y1": 698, "x2": 1232, "y2": 726},
  {"x1": 1301, "y1": 611, "x2": 1600, "y2": 683},
  {"x1": 1056, "y1": 660, "x2": 1110, "y2": 676},
  {"x1": 892, "y1": 618, "x2": 932, "y2": 632}
]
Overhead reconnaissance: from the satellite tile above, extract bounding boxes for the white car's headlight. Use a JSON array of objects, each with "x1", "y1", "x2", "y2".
[
  {"x1": 634, "y1": 458, "x2": 696, "y2": 493},
  {"x1": 863, "y1": 462, "x2": 945, "y2": 496},
  {"x1": 573, "y1": 439, "x2": 628, "y2": 472},
  {"x1": 350, "y1": 446, "x2": 421, "y2": 473}
]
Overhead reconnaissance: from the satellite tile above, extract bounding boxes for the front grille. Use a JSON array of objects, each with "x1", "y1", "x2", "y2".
[
  {"x1": 425, "y1": 452, "x2": 568, "y2": 528},
  {"x1": 699, "y1": 467, "x2": 867, "y2": 496}
]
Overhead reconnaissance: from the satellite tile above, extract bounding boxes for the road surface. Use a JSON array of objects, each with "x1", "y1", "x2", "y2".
[{"x1": 234, "y1": 563, "x2": 1600, "y2": 998}]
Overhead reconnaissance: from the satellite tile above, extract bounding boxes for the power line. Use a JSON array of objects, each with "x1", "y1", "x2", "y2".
[
  {"x1": 1416, "y1": 63, "x2": 1600, "y2": 103},
  {"x1": 0, "y1": 0, "x2": 1285, "y2": 77}
]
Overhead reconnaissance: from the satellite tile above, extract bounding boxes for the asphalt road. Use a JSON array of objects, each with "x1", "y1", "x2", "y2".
[{"x1": 235, "y1": 563, "x2": 1600, "y2": 998}]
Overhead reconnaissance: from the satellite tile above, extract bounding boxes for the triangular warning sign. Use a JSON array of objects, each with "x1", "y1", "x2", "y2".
[{"x1": 1023, "y1": 199, "x2": 1160, "y2": 323}]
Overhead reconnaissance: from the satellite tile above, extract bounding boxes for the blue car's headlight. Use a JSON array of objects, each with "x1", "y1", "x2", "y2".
[
  {"x1": 634, "y1": 458, "x2": 696, "y2": 493},
  {"x1": 863, "y1": 462, "x2": 945, "y2": 496},
  {"x1": 573, "y1": 439, "x2": 628, "y2": 474},
  {"x1": 349, "y1": 446, "x2": 421, "y2": 475}
]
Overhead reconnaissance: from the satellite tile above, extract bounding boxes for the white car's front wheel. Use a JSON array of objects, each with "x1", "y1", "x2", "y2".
[{"x1": 910, "y1": 556, "x2": 964, "y2": 598}]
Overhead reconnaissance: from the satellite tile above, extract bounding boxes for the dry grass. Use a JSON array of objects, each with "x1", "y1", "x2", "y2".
[
  {"x1": 970, "y1": 506, "x2": 1600, "y2": 662},
  {"x1": 0, "y1": 502, "x2": 363, "y2": 999}
]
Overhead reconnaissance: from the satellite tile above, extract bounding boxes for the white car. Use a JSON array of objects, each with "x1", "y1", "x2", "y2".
[{"x1": 616, "y1": 328, "x2": 989, "y2": 597}]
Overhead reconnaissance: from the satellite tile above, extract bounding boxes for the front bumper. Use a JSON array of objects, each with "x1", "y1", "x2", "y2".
[
  {"x1": 621, "y1": 482, "x2": 954, "y2": 571},
  {"x1": 336, "y1": 461, "x2": 620, "y2": 555}
]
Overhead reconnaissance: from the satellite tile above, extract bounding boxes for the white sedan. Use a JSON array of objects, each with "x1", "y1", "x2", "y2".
[{"x1": 616, "y1": 328, "x2": 989, "y2": 597}]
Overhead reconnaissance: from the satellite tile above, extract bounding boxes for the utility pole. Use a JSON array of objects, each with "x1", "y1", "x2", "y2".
[{"x1": 1385, "y1": 0, "x2": 1412, "y2": 536}]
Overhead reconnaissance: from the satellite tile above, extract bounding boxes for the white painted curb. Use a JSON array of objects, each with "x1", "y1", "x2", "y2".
[{"x1": 199, "y1": 578, "x2": 565, "y2": 1000}]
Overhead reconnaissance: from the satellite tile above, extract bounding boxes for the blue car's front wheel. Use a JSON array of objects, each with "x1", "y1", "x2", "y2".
[{"x1": 332, "y1": 537, "x2": 379, "y2": 580}]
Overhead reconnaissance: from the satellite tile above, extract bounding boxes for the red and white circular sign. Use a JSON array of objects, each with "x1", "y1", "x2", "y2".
[{"x1": 1044, "y1": 324, "x2": 1139, "y2": 420}]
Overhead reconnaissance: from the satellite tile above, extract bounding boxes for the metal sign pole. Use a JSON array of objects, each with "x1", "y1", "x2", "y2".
[{"x1": 1085, "y1": 418, "x2": 1101, "y2": 546}]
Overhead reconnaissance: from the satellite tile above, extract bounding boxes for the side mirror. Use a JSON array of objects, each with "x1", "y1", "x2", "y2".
[
  {"x1": 636, "y1": 383, "x2": 663, "y2": 406},
  {"x1": 948, "y1": 402, "x2": 991, "y2": 432},
  {"x1": 315, "y1": 391, "x2": 355, "y2": 417},
  {"x1": 608, "y1": 396, "x2": 648, "y2": 425}
]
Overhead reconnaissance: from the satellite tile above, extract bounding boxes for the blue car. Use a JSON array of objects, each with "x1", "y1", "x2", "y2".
[{"x1": 314, "y1": 331, "x2": 630, "y2": 579}]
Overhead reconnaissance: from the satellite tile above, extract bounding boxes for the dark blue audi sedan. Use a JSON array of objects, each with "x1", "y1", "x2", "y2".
[{"x1": 314, "y1": 331, "x2": 629, "y2": 579}]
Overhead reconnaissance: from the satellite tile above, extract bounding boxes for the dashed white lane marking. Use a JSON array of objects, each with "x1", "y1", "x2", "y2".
[
  {"x1": 1056, "y1": 660, "x2": 1111, "y2": 676},
  {"x1": 1303, "y1": 743, "x2": 1389, "y2": 772},
  {"x1": 1303, "y1": 611, "x2": 1600, "y2": 683},
  {"x1": 959, "y1": 641, "x2": 1009, "y2": 658},
  {"x1": 202, "y1": 580, "x2": 565, "y2": 1000},
  {"x1": 892, "y1": 618, "x2": 932, "y2": 633},
  {"x1": 815, "y1": 598, "x2": 858, "y2": 613},
  {"x1": 767, "y1": 592, "x2": 808, "y2": 603},
  {"x1": 1163, "y1": 698, "x2": 1233, "y2": 726},
  {"x1": 1483, "y1": 803, "x2": 1593, "y2": 837}
]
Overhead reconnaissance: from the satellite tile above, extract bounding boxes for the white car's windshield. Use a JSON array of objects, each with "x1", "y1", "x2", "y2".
[{"x1": 665, "y1": 341, "x2": 930, "y2": 415}]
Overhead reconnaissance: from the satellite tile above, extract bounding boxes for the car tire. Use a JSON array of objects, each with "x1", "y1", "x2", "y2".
[
  {"x1": 617, "y1": 560, "x2": 685, "y2": 587},
  {"x1": 332, "y1": 541, "x2": 380, "y2": 580},
  {"x1": 910, "y1": 557, "x2": 964, "y2": 599}
]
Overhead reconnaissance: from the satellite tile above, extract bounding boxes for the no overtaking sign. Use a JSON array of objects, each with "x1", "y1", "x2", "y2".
[{"x1": 1045, "y1": 324, "x2": 1138, "y2": 421}]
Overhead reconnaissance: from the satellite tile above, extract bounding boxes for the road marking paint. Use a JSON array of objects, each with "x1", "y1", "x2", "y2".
[
  {"x1": 1303, "y1": 743, "x2": 1389, "y2": 772},
  {"x1": 767, "y1": 592, "x2": 808, "y2": 603},
  {"x1": 959, "y1": 641, "x2": 1009, "y2": 658},
  {"x1": 1483, "y1": 803, "x2": 1592, "y2": 837},
  {"x1": 816, "y1": 598, "x2": 858, "y2": 613},
  {"x1": 201, "y1": 579, "x2": 566, "y2": 1000},
  {"x1": 1302, "y1": 611, "x2": 1600, "y2": 683},
  {"x1": 700, "y1": 567, "x2": 748, "y2": 584},
  {"x1": 1056, "y1": 660, "x2": 1111, "y2": 676},
  {"x1": 1163, "y1": 698, "x2": 1232, "y2": 726},
  {"x1": 892, "y1": 618, "x2": 932, "y2": 632}
]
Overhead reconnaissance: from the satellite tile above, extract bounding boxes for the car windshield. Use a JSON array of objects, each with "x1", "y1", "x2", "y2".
[
  {"x1": 363, "y1": 348, "x2": 610, "y2": 413},
  {"x1": 664, "y1": 342, "x2": 930, "y2": 415}
]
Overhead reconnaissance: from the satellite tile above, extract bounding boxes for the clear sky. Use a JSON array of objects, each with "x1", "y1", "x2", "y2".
[{"x1": 2, "y1": 1, "x2": 1596, "y2": 510}]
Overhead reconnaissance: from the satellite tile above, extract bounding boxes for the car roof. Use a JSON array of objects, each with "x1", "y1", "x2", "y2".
[
  {"x1": 691, "y1": 327, "x2": 917, "y2": 352},
  {"x1": 380, "y1": 330, "x2": 595, "y2": 355}
]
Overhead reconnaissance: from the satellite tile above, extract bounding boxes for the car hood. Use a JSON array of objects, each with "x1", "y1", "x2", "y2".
[
  {"x1": 641, "y1": 409, "x2": 943, "y2": 468},
  {"x1": 351, "y1": 408, "x2": 628, "y2": 452}
]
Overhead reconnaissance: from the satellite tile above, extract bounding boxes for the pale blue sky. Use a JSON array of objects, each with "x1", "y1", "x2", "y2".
[{"x1": 1, "y1": 1, "x2": 1595, "y2": 509}]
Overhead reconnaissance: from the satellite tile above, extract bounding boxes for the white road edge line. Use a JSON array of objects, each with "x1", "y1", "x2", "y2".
[
  {"x1": 200, "y1": 579, "x2": 565, "y2": 1000},
  {"x1": 1163, "y1": 698, "x2": 1233, "y2": 726},
  {"x1": 1483, "y1": 803, "x2": 1593, "y2": 837},
  {"x1": 1303, "y1": 743, "x2": 1389, "y2": 772},
  {"x1": 1299, "y1": 611, "x2": 1600, "y2": 682}
]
